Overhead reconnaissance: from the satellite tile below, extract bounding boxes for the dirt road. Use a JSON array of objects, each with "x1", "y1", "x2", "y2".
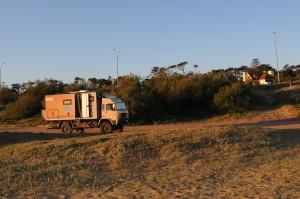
[{"x1": 1, "y1": 118, "x2": 300, "y2": 134}]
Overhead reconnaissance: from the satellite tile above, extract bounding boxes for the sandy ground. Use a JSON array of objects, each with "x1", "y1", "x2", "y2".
[
  {"x1": 0, "y1": 125, "x2": 299, "y2": 198},
  {"x1": 0, "y1": 116, "x2": 300, "y2": 198}
]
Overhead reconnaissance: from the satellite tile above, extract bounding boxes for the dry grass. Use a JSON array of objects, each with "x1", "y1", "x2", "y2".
[
  {"x1": 211, "y1": 104, "x2": 300, "y2": 123},
  {"x1": 0, "y1": 127, "x2": 299, "y2": 198}
]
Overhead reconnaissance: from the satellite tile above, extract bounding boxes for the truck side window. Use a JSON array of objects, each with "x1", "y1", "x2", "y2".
[
  {"x1": 106, "y1": 104, "x2": 114, "y2": 110},
  {"x1": 63, "y1": 99, "x2": 72, "y2": 105}
]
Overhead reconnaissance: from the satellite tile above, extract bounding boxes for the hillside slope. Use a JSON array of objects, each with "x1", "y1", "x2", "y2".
[{"x1": 0, "y1": 127, "x2": 299, "y2": 198}]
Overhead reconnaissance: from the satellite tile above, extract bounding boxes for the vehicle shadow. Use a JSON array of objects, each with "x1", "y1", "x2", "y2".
[
  {"x1": 266, "y1": 129, "x2": 300, "y2": 148},
  {"x1": 236, "y1": 118, "x2": 300, "y2": 128},
  {"x1": 0, "y1": 132, "x2": 100, "y2": 147}
]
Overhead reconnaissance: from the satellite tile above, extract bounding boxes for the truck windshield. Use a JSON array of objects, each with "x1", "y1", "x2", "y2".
[{"x1": 115, "y1": 102, "x2": 127, "y2": 110}]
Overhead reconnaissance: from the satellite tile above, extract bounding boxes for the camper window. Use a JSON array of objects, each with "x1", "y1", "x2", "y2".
[{"x1": 63, "y1": 99, "x2": 72, "y2": 105}]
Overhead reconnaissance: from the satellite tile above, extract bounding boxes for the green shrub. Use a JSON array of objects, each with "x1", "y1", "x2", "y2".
[
  {"x1": 0, "y1": 87, "x2": 17, "y2": 105},
  {"x1": 5, "y1": 94, "x2": 41, "y2": 120},
  {"x1": 4, "y1": 80, "x2": 64, "y2": 120},
  {"x1": 213, "y1": 83, "x2": 253, "y2": 113}
]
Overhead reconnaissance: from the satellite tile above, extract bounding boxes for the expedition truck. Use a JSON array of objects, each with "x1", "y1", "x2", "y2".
[{"x1": 41, "y1": 90, "x2": 128, "y2": 133}]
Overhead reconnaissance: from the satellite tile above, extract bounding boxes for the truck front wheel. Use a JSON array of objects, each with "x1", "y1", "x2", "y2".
[{"x1": 100, "y1": 121, "x2": 113, "y2": 134}]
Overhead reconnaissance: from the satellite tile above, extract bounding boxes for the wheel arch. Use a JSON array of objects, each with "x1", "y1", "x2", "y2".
[{"x1": 98, "y1": 119, "x2": 114, "y2": 127}]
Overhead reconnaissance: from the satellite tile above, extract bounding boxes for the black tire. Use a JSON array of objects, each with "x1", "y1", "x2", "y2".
[
  {"x1": 61, "y1": 122, "x2": 73, "y2": 134},
  {"x1": 76, "y1": 128, "x2": 85, "y2": 134},
  {"x1": 99, "y1": 121, "x2": 113, "y2": 134}
]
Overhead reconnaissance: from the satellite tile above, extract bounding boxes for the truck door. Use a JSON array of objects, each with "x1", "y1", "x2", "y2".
[
  {"x1": 102, "y1": 103, "x2": 115, "y2": 119},
  {"x1": 81, "y1": 93, "x2": 90, "y2": 118}
]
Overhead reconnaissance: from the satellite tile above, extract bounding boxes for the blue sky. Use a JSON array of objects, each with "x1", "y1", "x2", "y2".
[{"x1": 0, "y1": 0, "x2": 300, "y2": 85}]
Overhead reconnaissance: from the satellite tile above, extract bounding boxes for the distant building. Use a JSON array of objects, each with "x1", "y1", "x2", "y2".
[
  {"x1": 242, "y1": 71, "x2": 254, "y2": 84},
  {"x1": 242, "y1": 70, "x2": 274, "y2": 85}
]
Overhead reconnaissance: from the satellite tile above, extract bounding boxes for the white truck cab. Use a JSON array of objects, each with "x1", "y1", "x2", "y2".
[{"x1": 100, "y1": 96, "x2": 128, "y2": 131}]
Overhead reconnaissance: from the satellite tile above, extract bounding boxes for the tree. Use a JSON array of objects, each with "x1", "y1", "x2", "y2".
[
  {"x1": 213, "y1": 83, "x2": 252, "y2": 113},
  {"x1": 0, "y1": 87, "x2": 17, "y2": 105},
  {"x1": 74, "y1": 77, "x2": 83, "y2": 85},
  {"x1": 177, "y1": 61, "x2": 188, "y2": 74},
  {"x1": 193, "y1": 64, "x2": 199, "y2": 73},
  {"x1": 88, "y1": 78, "x2": 98, "y2": 88},
  {"x1": 4, "y1": 80, "x2": 64, "y2": 119},
  {"x1": 11, "y1": 83, "x2": 21, "y2": 94},
  {"x1": 251, "y1": 58, "x2": 261, "y2": 68},
  {"x1": 293, "y1": 65, "x2": 300, "y2": 80},
  {"x1": 167, "y1": 65, "x2": 177, "y2": 71},
  {"x1": 151, "y1": 67, "x2": 160, "y2": 74},
  {"x1": 282, "y1": 64, "x2": 296, "y2": 84}
]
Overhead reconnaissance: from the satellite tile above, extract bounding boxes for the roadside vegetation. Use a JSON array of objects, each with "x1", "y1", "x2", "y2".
[
  {"x1": 0, "y1": 60, "x2": 300, "y2": 198},
  {"x1": 1, "y1": 60, "x2": 300, "y2": 124},
  {"x1": 0, "y1": 127, "x2": 299, "y2": 198}
]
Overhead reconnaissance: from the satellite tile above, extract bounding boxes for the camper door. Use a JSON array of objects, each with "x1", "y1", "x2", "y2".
[{"x1": 81, "y1": 93, "x2": 90, "y2": 118}]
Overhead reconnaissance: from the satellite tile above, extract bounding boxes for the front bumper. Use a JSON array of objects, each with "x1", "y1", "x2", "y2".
[{"x1": 117, "y1": 118, "x2": 128, "y2": 126}]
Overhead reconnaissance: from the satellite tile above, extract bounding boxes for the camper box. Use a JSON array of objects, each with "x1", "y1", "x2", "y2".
[{"x1": 42, "y1": 91, "x2": 99, "y2": 120}]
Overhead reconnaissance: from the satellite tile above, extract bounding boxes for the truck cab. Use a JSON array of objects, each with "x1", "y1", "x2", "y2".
[{"x1": 100, "y1": 96, "x2": 128, "y2": 131}]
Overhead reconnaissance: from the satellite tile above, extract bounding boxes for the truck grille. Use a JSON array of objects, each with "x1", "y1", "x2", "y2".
[{"x1": 120, "y1": 113, "x2": 127, "y2": 118}]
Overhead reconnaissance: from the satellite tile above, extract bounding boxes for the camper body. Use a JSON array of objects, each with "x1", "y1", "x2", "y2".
[{"x1": 42, "y1": 91, "x2": 128, "y2": 133}]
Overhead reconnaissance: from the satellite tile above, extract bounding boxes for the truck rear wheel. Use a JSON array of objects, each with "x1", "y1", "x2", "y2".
[
  {"x1": 76, "y1": 128, "x2": 85, "y2": 134},
  {"x1": 100, "y1": 121, "x2": 113, "y2": 134},
  {"x1": 61, "y1": 122, "x2": 72, "y2": 134}
]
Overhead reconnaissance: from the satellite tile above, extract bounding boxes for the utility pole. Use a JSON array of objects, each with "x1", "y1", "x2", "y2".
[
  {"x1": 0, "y1": 62, "x2": 6, "y2": 89},
  {"x1": 273, "y1": 32, "x2": 280, "y2": 83},
  {"x1": 113, "y1": 49, "x2": 120, "y2": 88}
]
